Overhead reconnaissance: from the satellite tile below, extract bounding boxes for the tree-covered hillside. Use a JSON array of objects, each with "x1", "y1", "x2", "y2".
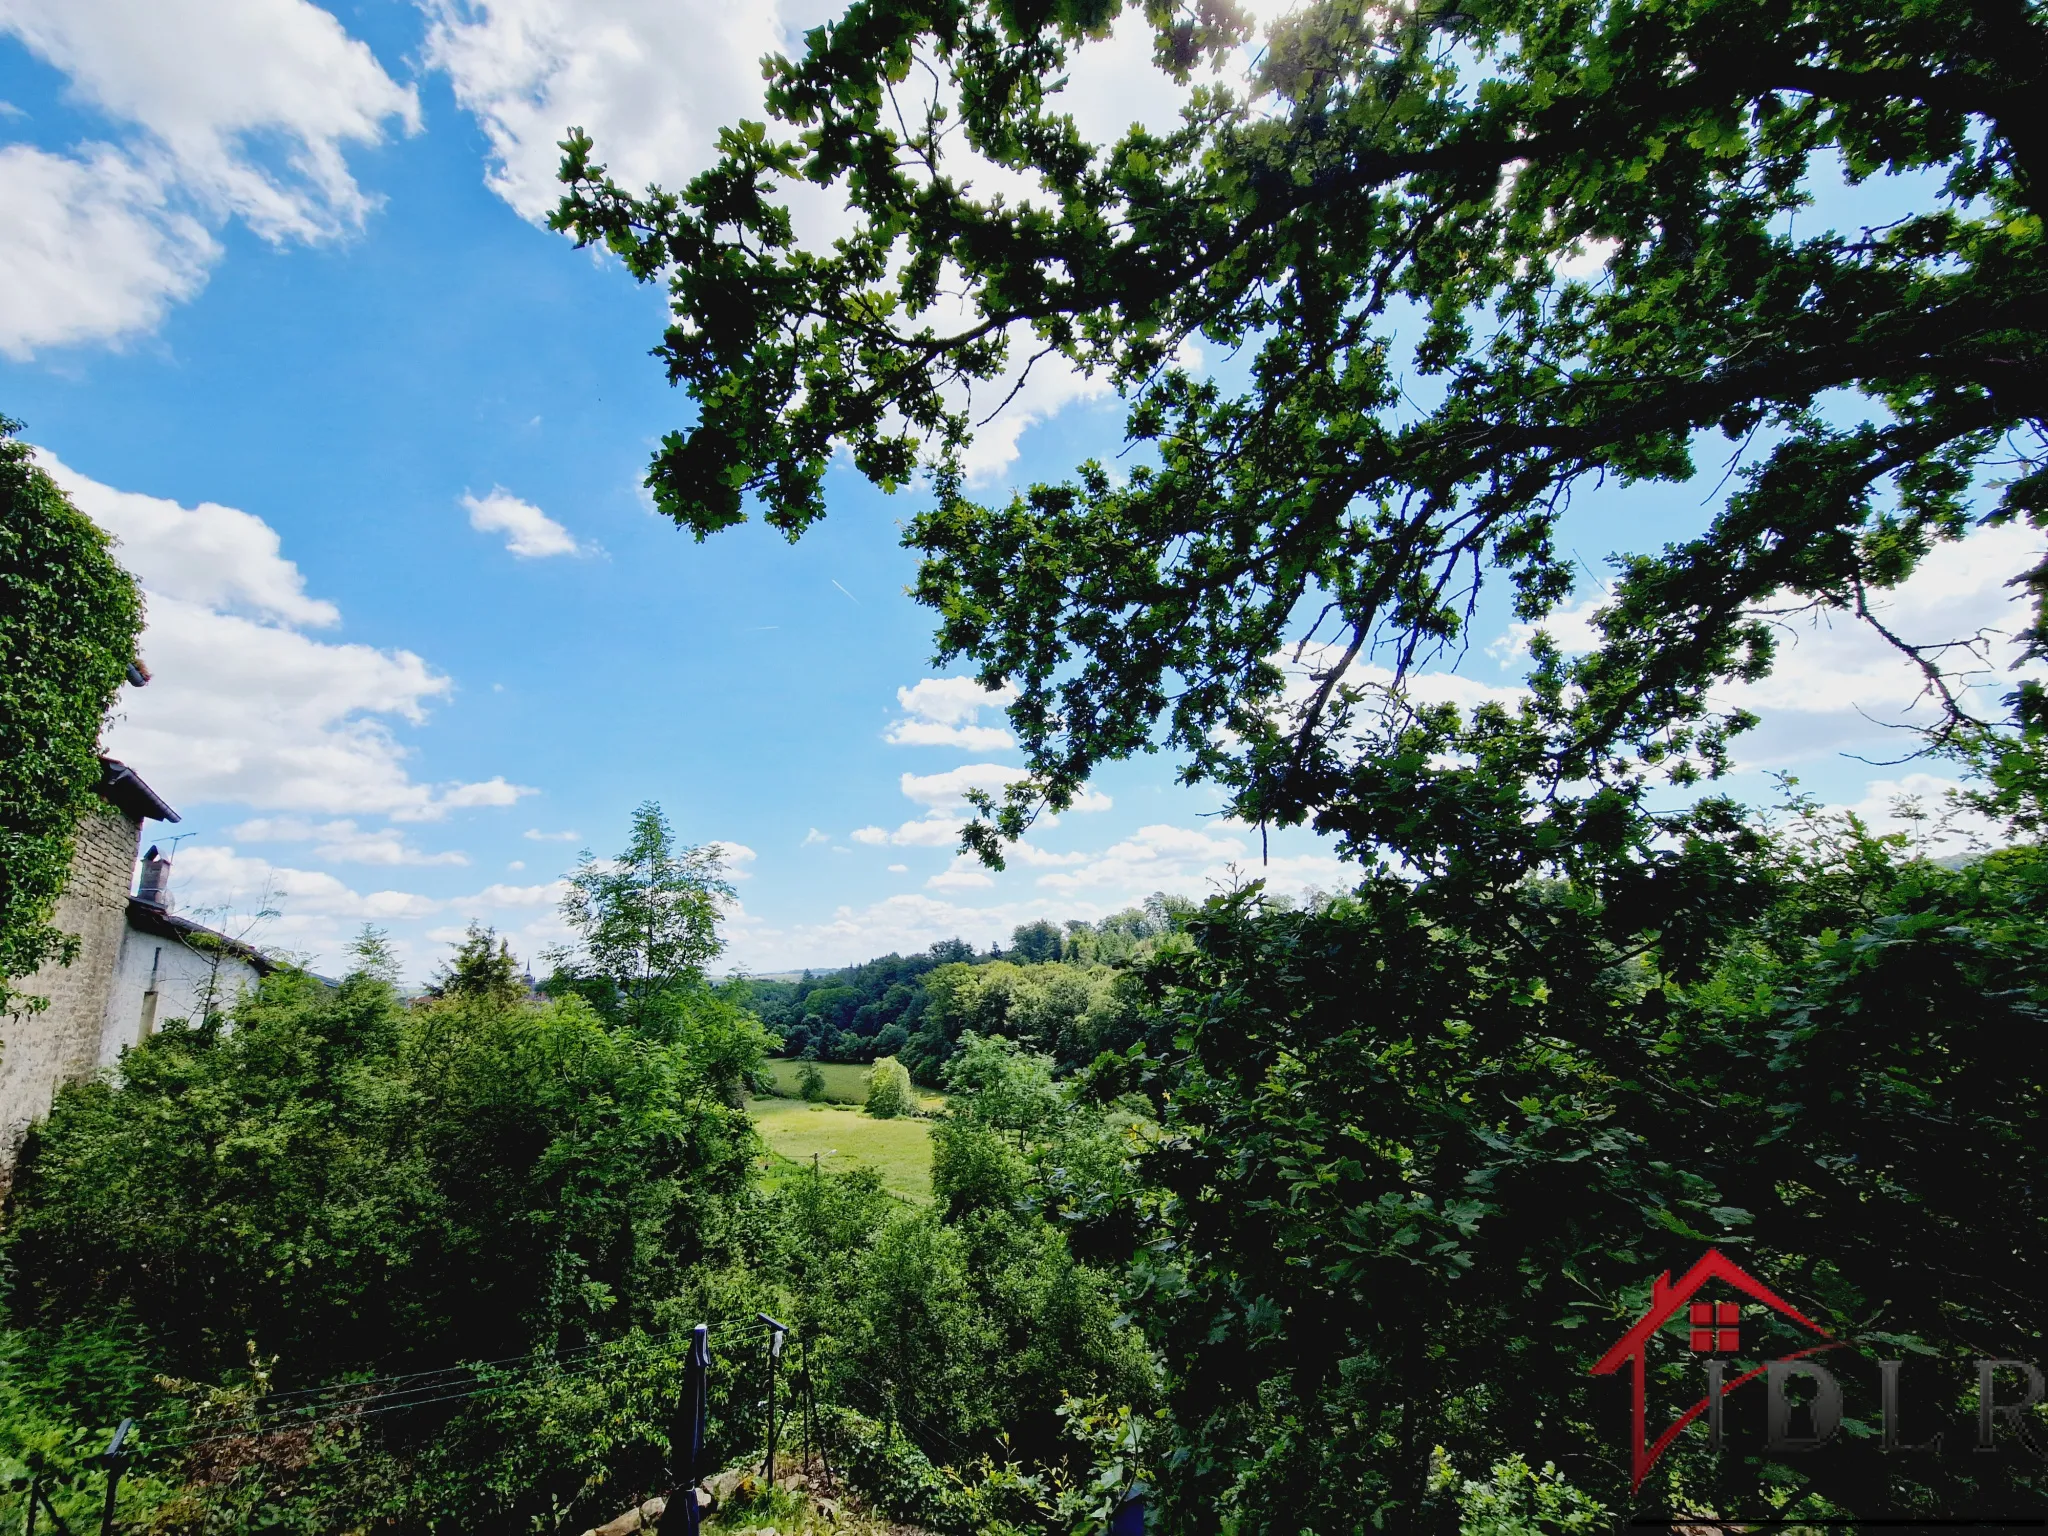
[{"x1": 741, "y1": 895, "x2": 1197, "y2": 1076}]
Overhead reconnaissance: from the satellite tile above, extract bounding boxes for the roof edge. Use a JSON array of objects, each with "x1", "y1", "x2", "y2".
[
  {"x1": 126, "y1": 899, "x2": 275, "y2": 976},
  {"x1": 97, "y1": 758, "x2": 180, "y2": 824}
]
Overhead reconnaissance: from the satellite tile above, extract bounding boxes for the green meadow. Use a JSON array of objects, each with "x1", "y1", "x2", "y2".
[
  {"x1": 747, "y1": 1095, "x2": 935, "y2": 1205},
  {"x1": 759, "y1": 1057, "x2": 944, "y2": 1110}
]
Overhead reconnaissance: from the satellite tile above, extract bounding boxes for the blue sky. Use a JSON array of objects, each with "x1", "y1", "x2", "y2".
[{"x1": 3, "y1": 0, "x2": 2028, "y2": 980}]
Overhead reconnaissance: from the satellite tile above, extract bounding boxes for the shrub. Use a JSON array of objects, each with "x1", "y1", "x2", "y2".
[
  {"x1": 863, "y1": 1055, "x2": 914, "y2": 1119},
  {"x1": 798, "y1": 1060, "x2": 827, "y2": 1101},
  {"x1": 3, "y1": 967, "x2": 758, "y2": 1380}
]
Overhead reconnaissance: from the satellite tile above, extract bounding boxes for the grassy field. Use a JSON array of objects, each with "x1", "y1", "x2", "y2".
[
  {"x1": 748, "y1": 1096, "x2": 934, "y2": 1205},
  {"x1": 760, "y1": 1058, "x2": 942, "y2": 1110}
]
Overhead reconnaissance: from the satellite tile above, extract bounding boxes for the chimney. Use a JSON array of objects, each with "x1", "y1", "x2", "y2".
[{"x1": 136, "y1": 845, "x2": 172, "y2": 910}]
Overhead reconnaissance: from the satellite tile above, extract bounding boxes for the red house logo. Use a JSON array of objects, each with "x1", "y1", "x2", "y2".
[{"x1": 1589, "y1": 1248, "x2": 1841, "y2": 1490}]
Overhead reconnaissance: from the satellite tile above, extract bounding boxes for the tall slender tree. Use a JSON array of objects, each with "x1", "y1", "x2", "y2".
[{"x1": 553, "y1": 802, "x2": 735, "y2": 1026}]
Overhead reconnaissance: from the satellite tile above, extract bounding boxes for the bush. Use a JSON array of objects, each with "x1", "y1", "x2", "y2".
[
  {"x1": 798, "y1": 1060, "x2": 827, "y2": 1101},
  {"x1": 864, "y1": 1056, "x2": 914, "y2": 1119},
  {"x1": 3, "y1": 966, "x2": 759, "y2": 1380},
  {"x1": 822, "y1": 1406, "x2": 1039, "y2": 1536}
]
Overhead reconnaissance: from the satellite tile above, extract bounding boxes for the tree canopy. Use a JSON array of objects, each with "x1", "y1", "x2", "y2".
[
  {"x1": 552, "y1": 801, "x2": 736, "y2": 1024},
  {"x1": 553, "y1": 7, "x2": 2048, "y2": 1525},
  {"x1": 557, "y1": 0, "x2": 2046, "y2": 881}
]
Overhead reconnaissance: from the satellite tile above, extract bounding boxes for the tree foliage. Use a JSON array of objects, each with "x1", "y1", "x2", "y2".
[
  {"x1": 1126, "y1": 797, "x2": 2048, "y2": 1529},
  {"x1": 798, "y1": 1058, "x2": 828, "y2": 1100},
  {"x1": 557, "y1": 0, "x2": 2046, "y2": 873},
  {"x1": 0, "y1": 417, "x2": 142, "y2": 1014},
  {"x1": 426, "y1": 921, "x2": 525, "y2": 1005},
  {"x1": 557, "y1": 20, "x2": 2048, "y2": 1518},
  {"x1": 864, "y1": 1053, "x2": 915, "y2": 1118},
  {"x1": 3, "y1": 966, "x2": 758, "y2": 1381},
  {"x1": 553, "y1": 802, "x2": 734, "y2": 1024}
]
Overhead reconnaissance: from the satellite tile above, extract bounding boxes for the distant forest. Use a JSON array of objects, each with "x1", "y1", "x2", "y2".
[{"x1": 740, "y1": 893, "x2": 1199, "y2": 1082}]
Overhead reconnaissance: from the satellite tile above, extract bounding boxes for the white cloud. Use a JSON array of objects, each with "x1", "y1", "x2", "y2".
[
  {"x1": 887, "y1": 863, "x2": 908, "y2": 873},
  {"x1": 900, "y1": 762, "x2": 1030, "y2": 809},
  {"x1": 43, "y1": 448, "x2": 338, "y2": 625},
  {"x1": 525, "y1": 827, "x2": 581, "y2": 842},
  {"x1": 171, "y1": 843, "x2": 438, "y2": 933},
  {"x1": 422, "y1": 0, "x2": 833, "y2": 223},
  {"x1": 1824, "y1": 772, "x2": 1997, "y2": 855},
  {"x1": 0, "y1": 0, "x2": 417, "y2": 354},
  {"x1": 164, "y1": 843, "x2": 578, "y2": 974},
  {"x1": 849, "y1": 826, "x2": 890, "y2": 846},
  {"x1": 41, "y1": 453, "x2": 535, "y2": 821},
  {"x1": 462, "y1": 487, "x2": 584, "y2": 558},
  {"x1": 723, "y1": 892, "x2": 1026, "y2": 971},
  {"x1": 886, "y1": 676, "x2": 1018, "y2": 749},
  {"x1": 1034, "y1": 822, "x2": 1250, "y2": 894},
  {"x1": 422, "y1": 4, "x2": 1141, "y2": 479},
  {"x1": 888, "y1": 815, "x2": 966, "y2": 848},
  {"x1": 420, "y1": 778, "x2": 533, "y2": 816},
  {"x1": 1004, "y1": 841, "x2": 1090, "y2": 868},
  {"x1": 1720, "y1": 525, "x2": 2045, "y2": 767},
  {"x1": 802, "y1": 827, "x2": 831, "y2": 846},
  {"x1": 465, "y1": 881, "x2": 560, "y2": 907},
  {"x1": 0, "y1": 144, "x2": 215, "y2": 358},
  {"x1": 927, "y1": 858, "x2": 994, "y2": 891},
  {"x1": 231, "y1": 816, "x2": 471, "y2": 867},
  {"x1": 885, "y1": 718, "x2": 1017, "y2": 751},
  {"x1": 712, "y1": 840, "x2": 758, "y2": 879},
  {"x1": 724, "y1": 824, "x2": 1343, "y2": 973},
  {"x1": 955, "y1": 328, "x2": 1113, "y2": 483}
]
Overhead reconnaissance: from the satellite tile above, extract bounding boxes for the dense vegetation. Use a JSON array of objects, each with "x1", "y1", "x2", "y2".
[
  {"x1": 0, "y1": 415, "x2": 143, "y2": 1017},
  {"x1": 6, "y1": 0, "x2": 2046, "y2": 1532},
  {"x1": 0, "y1": 816, "x2": 1156, "y2": 1535},
  {"x1": 745, "y1": 897, "x2": 1193, "y2": 1076},
  {"x1": 553, "y1": 0, "x2": 2048, "y2": 1526}
]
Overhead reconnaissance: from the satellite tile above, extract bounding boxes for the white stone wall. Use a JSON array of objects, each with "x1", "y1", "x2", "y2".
[
  {"x1": 97, "y1": 922, "x2": 265, "y2": 1066},
  {"x1": 1, "y1": 801, "x2": 140, "y2": 1164}
]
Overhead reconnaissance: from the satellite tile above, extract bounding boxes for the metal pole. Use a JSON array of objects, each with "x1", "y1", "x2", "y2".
[
  {"x1": 803, "y1": 1334, "x2": 833, "y2": 1486},
  {"x1": 757, "y1": 1314, "x2": 787, "y2": 1484},
  {"x1": 97, "y1": 1421, "x2": 132, "y2": 1536},
  {"x1": 675, "y1": 1325, "x2": 710, "y2": 1536},
  {"x1": 797, "y1": 1331, "x2": 812, "y2": 1475}
]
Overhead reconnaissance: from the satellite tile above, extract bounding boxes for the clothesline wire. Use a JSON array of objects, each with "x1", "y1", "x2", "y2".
[{"x1": 146, "y1": 1315, "x2": 779, "y2": 1452}]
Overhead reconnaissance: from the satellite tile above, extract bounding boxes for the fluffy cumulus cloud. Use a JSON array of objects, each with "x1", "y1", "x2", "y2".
[
  {"x1": 47, "y1": 458, "x2": 341, "y2": 627},
  {"x1": 44, "y1": 451, "x2": 534, "y2": 821},
  {"x1": 0, "y1": 144, "x2": 216, "y2": 356},
  {"x1": 926, "y1": 857, "x2": 994, "y2": 892},
  {"x1": 900, "y1": 762, "x2": 1029, "y2": 809},
  {"x1": 0, "y1": 0, "x2": 417, "y2": 355},
  {"x1": 231, "y1": 817, "x2": 471, "y2": 867},
  {"x1": 421, "y1": 0, "x2": 831, "y2": 222},
  {"x1": 885, "y1": 676, "x2": 1017, "y2": 750},
  {"x1": 1720, "y1": 524, "x2": 2046, "y2": 767},
  {"x1": 462, "y1": 487, "x2": 584, "y2": 558},
  {"x1": 168, "y1": 843, "x2": 574, "y2": 978}
]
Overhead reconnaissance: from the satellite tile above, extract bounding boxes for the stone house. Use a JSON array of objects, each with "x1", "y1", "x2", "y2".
[{"x1": 0, "y1": 757, "x2": 272, "y2": 1173}]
